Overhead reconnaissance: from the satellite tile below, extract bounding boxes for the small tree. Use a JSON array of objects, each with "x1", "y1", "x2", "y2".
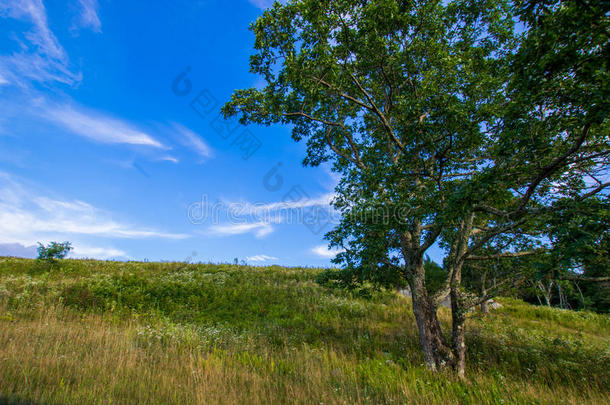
[{"x1": 37, "y1": 241, "x2": 73, "y2": 262}]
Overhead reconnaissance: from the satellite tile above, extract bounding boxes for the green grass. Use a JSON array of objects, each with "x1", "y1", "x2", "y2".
[{"x1": 0, "y1": 257, "x2": 608, "y2": 404}]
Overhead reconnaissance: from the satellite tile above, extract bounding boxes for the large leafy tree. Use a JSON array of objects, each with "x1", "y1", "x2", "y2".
[{"x1": 223, "y1": 0, "x2": 609, "y2": 375}]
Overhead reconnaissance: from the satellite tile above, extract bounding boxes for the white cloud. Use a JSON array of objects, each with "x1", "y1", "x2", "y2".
[
  {"x1": 205, "y1": 191, "x2": 337, "y2": 239},
  {"x1": 208, "y1": 222, "x2": 273, "y2": 238},
  {"x1": 221, "y1": 192, "x2": 336, "y2": 229},
  {"x1": 160, "y1": 156, "x2": 179, "y2": 164},
  {"x1": 172, "y1": 123, "x2": 213, "y2": 161},
  {"x1": 246, "y1": 254, "x2": 278, "y2": 262},
  {"x1": 230, "y1": 192, "x2": 335, "y2": 216},
  {"x1": 0, "y1": 172, "x2": 188, "y2": 247},
  {"x1": 0, "y1": 0, "x2": 81, "y2": 85},
  {"x1": 42, "y1": 104, "x2": 164, "y2": 148},
  {"x1": 71, "y1": 244, "x2": 127, "y2": 259},
  {"x1": 75, "y1": 0, "x2": 101, "y2": 32},
  {"x1": 311, "y1": 244, "x2": 345, "y2": 259},
  {"x1": 0, "y1": 0, "x2": 65, "y2": 59}
]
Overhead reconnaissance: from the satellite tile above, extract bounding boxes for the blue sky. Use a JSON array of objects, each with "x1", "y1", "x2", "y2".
[{"x1": 0, "y1": 0, "x2": 444, "y2": 266}]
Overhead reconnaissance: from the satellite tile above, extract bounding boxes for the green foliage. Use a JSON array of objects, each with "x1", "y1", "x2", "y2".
[
  {"x1": 423, "y1": 257, "x2": 447, "y2": 296},
  {"x1": 316, "y1": 264, "x2": 406, "y2": 291},
  {"x1": 316, "y1": 256, "x2": 445, "y2": 296},
  {"x1": 222, "y1": 0, "x2": 607, "y2": 311},
  {"x1": 546, "y1": 197, "x2": 610, "y2": 274},
  {"x1": 36, "y1": 241, "x2": 72, "y2": 262},
  {"x1": 502, "y1": 196, "x2": 610, "y2": 313}
]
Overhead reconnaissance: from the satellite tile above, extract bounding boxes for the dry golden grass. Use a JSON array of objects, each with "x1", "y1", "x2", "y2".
[{"x1": 0, "y1": 304, "x2": 606, "y2": 405}]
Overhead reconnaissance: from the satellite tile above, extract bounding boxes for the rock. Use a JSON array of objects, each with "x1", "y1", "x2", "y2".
[
  {"x1": 398, "y1": 287, "x2": 451, "y2": 308},
  {"x1": 488, "y1": 299, "x2": 503, "y2": 309}
]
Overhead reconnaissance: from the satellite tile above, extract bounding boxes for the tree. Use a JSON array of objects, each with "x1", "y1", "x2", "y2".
[
  {"x1": 463, "y1": 196, "x2": 610, "y2": 313},
  {"x1": 461, "y1": 252, "x2": 535, "y2": 312},
  {"x1": 223, "y1": 0, "x2": 609, "y2": 376},
  {"x1": 37, "y1": 241, "x2": 73, "y2": 263},
  {"x1": 541, "y1": 196, "x2": 610, "y2": 312}
]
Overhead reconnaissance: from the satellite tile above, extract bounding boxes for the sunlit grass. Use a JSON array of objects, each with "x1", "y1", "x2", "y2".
[{"x1": 0, "y1": 257, "x2": 608, "y2": 404}]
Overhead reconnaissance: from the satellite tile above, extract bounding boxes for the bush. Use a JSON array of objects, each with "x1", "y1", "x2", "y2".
[
  {"x1": 316, "y1": 257, "x2": 444, "y2": 295},
  {"x1": 37, "y1": 241, "x2": 72, "y2": 262},
  {"x1": 315, "y1": 265, "x2": 406, "y2": 297}
]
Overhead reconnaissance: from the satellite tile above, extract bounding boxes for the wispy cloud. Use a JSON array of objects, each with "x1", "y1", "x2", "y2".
[
  {"x1": 42, "y1": 103, "x2": 165, "y2": 148},
  {"x1": 71, "y1": 244, "x2": 127, "y2": 259},
  {"x1": 1, "y1": 0, "x2": 65, "y2": 59},
  {"x1": 74, "y1": 0, "x2": 101, "y2": 32},
  {"x1": 311, "y1": 244, "x2": 345, "y2": 259},
  {"x1": 172, "y1": 123, "x2": 213, "y2": 161},
  {"x1": 0, "y1": 172, "x2": 188, "y2": 248},
  {"x1": 0, "y1": 0, "x2": 81, "y2": 85},
  {"x1": 208, "y1": 222, "x2": 273, "y2": 238},
  {"x1": 203, "y1": 191, "x2": 337, "y2": 238},
  {"x1": 159, "y1": 156, "x2": 179, "y2": 164},
  {"x1": 246, "y1": 254, "x2": 278, "y2": 262},
  {"x1": 228, "y1": 192, "x2": 335, "y2": 216}
]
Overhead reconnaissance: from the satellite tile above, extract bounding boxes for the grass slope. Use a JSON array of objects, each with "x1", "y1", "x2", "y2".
[{"x1": 0, "y1": 257, "x2": 608, "y2": 404}]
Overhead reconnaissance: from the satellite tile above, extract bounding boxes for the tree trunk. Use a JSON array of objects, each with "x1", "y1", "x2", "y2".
[
  {"x1": 410, "y1": 277, "x2": 453, "y2": 370},
  {"x1": 401, "y1": 231, "x2": 453, "y2": 372},
  {"x1": 451, "y1": 288, "x2": 467, "y2": 378},
  {"x1": 480, "y1": 299, "x2": 489, "y2": 314},
  {"x1": 543, "y1": 284, "x2": 552, "y2": 306},
  {"x1": 480, "y1": 271, "x2": 489, "y2": 314},
  {"x1": 538, "y1": 281, "x2": 553, "y2": 306},
  {"x1": 445, "y1": 214, "x2": 473, "y2": 378},
  {"x1": 574, "y1": 282, "x2": 586, "y2": 310}
]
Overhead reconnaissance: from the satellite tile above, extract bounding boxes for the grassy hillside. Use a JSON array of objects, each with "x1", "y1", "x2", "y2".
[{"x1": 0, "y1": 258, "x2": 608, "y2": 404}]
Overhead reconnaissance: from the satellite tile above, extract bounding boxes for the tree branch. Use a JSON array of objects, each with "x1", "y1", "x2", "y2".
[
  {"x1": 579, "y1": 182, "x2": 610, "y2": 201},
  {"x1": 346, "y1": 71, "x2": 407, "y2": 154},
  {"x1": 465, "y1": 250, "x2": 541, "y2": 261},
  {"x1": 515, "y1": 123, "x2": 590, "y2": 213},
  {"x1": 322, "y1": 125, "x2": 366, "y2": 169},
  {"x1": 562, "y1": 274, "x2": 610, "y2": 282},
  {"x1": 310, "y1": 76, "x2": 376, "y2": 112}
]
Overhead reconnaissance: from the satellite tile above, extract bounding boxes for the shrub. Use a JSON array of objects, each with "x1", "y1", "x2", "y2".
[{"x1": 36, "y1": 241, "x2": 72, "y2": 262}]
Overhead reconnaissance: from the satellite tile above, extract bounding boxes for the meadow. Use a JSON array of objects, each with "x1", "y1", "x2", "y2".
[{"x1": 0, "y1": 257, "x2": 608, "y2": 404}]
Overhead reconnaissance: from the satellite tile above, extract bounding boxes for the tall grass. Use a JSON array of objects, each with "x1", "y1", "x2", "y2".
[{"x1": 0, "y1": 257, "x2": 608, "y2": 404}]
